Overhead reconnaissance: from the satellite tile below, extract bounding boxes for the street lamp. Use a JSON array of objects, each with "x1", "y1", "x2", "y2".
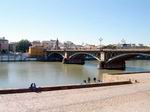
[{"x1": 99, "y1": 37, "x2": 103, "y2": 51}]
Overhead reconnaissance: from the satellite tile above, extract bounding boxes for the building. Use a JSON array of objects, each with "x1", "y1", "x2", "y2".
[
  {"x1": 83, "y1": 44, "x2": 97, "y2": 50},
  {"x1": 0, "y1": 37, "x2": 9, "y2": 53},
  {"x1": 41, "y1": 41, "x2": 52, "y2": 50},
  {"x1": 41, "y1": 39, "x2": 61, "y2": 50},
  {"x1": 63, "y1": 41, "x2": 76, "y2": 50},
  {"x1": 31, "y1": 41, "x2": 41, "y2": 46},
  {"x1": 138, "y1": 44, "x2": 144, "y2": 47},
  {"x1": 28, "y1": 46, "x2": 45, "y2": 57},
  {"x1": 9, "y1": 42, "x2": 17, "y2": 52}
]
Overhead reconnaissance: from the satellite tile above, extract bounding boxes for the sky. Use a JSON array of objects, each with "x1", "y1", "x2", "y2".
[{"x1": 0, "y1": 0, "x2": 150, "y2": 45}]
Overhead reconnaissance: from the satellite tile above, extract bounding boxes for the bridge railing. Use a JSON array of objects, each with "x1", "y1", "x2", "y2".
[{"x1": 46, "y1": 48, "x2": 150, "y2": 52}]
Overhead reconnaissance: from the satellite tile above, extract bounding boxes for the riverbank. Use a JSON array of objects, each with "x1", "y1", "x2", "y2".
[{"x1": 0, "y1": 72, "x2": 150, "y2": 112}]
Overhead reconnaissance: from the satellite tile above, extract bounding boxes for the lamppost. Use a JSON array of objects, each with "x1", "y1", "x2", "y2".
[
  {"x1": 97, "y1": 37, "x2": 103, "y2": 69},
  {"x1": 99, "y1": 37, "x2": 103, "y2": 51}
]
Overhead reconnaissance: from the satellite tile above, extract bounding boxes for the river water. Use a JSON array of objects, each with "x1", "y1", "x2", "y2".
[{"x1": 0, "y1": 60, "x2": 150, "y2": 89}]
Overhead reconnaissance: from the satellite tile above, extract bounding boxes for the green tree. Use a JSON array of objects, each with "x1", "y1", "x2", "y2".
[{"x1": 16, "y1": 39, "x2": 32, "y2": 53}]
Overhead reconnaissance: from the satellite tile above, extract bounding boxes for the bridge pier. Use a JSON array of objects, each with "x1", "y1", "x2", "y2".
[
  {"x1": 62, "y1": 52, "x2": 69, "y2": 64},
  {"x1": 62, "y1": 58, "x2": 85, "y2": 65},
  {"x1": 97, "y1": 61, "x2": 105, "y2": 69},
  {"x1": 62, "y1": 58, "x2": 69, "y2": 64},
  {"x1": 98, "y1": 61, "x2": 125, "y2": 70}
]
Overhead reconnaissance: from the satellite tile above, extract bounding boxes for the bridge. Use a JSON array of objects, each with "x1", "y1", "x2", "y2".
[{"x1": 45, "y1": 49, "x2": 150, "y2": 70}]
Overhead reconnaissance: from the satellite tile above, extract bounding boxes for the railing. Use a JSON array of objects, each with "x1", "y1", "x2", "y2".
[{"x1": 46, "y1": 48, "x2": 150, "y2": 52}]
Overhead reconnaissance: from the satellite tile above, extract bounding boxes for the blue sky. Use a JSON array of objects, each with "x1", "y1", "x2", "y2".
[{"x1": 0, "y1": 0, "x2": 150, "y2": 45}]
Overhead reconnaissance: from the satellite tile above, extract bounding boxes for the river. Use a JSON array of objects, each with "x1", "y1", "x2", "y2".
[{"x1": 0, "y1": 60, "x2": 150, "y2": 89}]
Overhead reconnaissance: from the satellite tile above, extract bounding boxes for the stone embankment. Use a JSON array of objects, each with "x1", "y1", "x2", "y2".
[{"x1": 0, "y1": 80, "x2": 132, "y2": 94}]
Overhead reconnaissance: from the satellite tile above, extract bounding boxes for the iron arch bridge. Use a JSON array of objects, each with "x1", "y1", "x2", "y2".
[
  {"x1": 45, "y1": 51, "x2": 101, "y2": 64},
  {"x1": 45, "y1": 49, "x2": 150, "y2": 70},
  {"x1": 103, "y1": 53, "x2": 150, "y2": 70},
  {"x1": 67, "y1": 52, "x2": 101, "y2": 64}
]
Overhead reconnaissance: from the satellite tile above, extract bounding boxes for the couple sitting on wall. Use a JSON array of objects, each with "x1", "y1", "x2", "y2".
[{"x1": 29, "y1": 83, "x2": 37, "y2": 92}]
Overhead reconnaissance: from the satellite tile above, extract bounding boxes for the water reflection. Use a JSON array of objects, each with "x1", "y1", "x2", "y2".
[
  {"x1": 0, "y1": 63, "x2": 9, "y2": 87},
  {"x1": 126, "y1": 60, "x2": 150, "y2": 72}
]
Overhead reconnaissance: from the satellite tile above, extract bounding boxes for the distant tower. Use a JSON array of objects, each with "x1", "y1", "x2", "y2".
[{"x1": 55, "y1": 38, "x2": 60, "y2": 50}]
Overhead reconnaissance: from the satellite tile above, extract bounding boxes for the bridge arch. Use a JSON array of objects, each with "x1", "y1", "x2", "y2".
[
  {"x1": 106, "y1": 53, "x2": 150, "y2": 64},
  {"x1": 69, "y1": 52, "x2": 101, "y2": 61},
  {"x1": 102, "y1": 53, "x2": 150, "y2": 70},
  {"x1": 47, "y1": 52, "x2": 64, "y2": 61}
]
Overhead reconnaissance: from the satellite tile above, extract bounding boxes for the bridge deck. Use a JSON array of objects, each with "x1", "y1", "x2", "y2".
[{"x1": 46, "y1": 49, "x2": 150, "y2": 52}]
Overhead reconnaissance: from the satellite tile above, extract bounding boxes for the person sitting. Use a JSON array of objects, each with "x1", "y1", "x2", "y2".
[
  {"x1": 93, "y1": 77, "x2": 96, "y2": 82},
  {"x1": 29, "y1": 83, "x2": 37, "y2": 92},
  {"x1": 83, "y1": 80, "x2": 87, "y2": 83},
  {"x1": 88, "y1": 77, "x2": 91, "y2": 83},
  {"x1": 135, "y1": 80, "x2": 139, "y2": 83},
  {"x1": 98, "y1": 80, "x2": 102, "y2": 83}
]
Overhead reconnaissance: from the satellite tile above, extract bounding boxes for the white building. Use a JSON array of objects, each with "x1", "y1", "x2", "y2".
[
  {"x1": 63, "y1": 41, "x2": 77, "y2": 50},
  {"x1": 83, "y1": 44, "x2": 97, "y2": 50}
]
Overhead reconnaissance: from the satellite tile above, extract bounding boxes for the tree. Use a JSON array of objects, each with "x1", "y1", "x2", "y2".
[{"x1": 16, "y1": 39, "x2": 32, "y2": 53}]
